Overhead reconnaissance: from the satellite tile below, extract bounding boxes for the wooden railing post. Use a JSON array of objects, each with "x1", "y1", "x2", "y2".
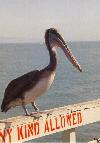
[{"x1": 62, "y1": 128, "x2": 76, "y2": 143}]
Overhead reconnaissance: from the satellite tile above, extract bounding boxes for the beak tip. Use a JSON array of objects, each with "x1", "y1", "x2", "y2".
[
  {"x1": 78, "y1": 67, "x2": 82, "y2": 72},
  {"x1": 75, "y1": 64, "x2": 82, "y2": 72},
  {"x1": 80, "y1": 69, "x2": 82, "y2": 72}
]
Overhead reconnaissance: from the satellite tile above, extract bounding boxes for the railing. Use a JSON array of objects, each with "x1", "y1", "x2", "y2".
[{"x1": 0, "y1": 99, "x2": 100, "y2": 143}]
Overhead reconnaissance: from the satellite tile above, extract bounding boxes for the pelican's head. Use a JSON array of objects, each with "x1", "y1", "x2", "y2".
[{"x1": 45, "y1": 28, "x2": 82, "y2": 72}]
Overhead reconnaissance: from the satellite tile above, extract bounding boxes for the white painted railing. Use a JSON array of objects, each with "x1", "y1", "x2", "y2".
[{"x1": 0, "y1": 99, "x2": 100, "y2": 143}]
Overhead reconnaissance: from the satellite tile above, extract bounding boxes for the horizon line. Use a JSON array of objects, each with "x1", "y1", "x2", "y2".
[{"x1": 0, "y1": 40, "x2": 100, "y2": 44}]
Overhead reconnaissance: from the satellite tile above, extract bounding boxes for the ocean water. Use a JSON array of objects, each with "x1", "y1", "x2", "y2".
[{"x1": 0, "y1": 42, "x2": 100, "y2": 142}]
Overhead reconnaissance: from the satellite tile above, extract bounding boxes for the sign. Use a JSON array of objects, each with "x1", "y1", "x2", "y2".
[
  {"x1": 0, "y1": 99, "x2": 100, "y2": 143},
  {"x1": 0, "y1": 111, "x2": 83, "y2": 143}
]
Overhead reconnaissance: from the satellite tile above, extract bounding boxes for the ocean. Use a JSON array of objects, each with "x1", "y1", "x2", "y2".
[{"x1": 0, "y1": 42, "x2": 100, "y2": 142}]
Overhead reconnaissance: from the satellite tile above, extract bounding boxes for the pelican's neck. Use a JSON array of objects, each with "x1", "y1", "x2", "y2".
[
  {"x1": 45, "y1": 40, "x2": 57, "y2": 71},
  {"x1": 48, "y1": 47, "x2": 57, "y2": 71}
]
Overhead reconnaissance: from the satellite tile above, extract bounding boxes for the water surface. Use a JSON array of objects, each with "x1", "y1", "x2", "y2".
[{"x1": 0, "y1": 42, "x2": 100, "y2": 142}]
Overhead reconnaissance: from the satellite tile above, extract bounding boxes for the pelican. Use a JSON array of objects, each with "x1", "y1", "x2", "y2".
[{"x1": 1, "y1": 28, "x2": 82, "y2": 115}]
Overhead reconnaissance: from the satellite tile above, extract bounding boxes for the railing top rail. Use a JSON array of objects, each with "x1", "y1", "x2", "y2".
[{"x1": 0, "y1": 98, "x2": 100, "y2": 143}]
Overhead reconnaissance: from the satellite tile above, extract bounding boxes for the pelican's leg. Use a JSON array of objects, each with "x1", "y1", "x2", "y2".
[
  {"x1": 31, "y1": 102, "x2": 39, "y2": 112},
  {"x1": 22, "y1": 104, "x2": 30, "y2": 116}
]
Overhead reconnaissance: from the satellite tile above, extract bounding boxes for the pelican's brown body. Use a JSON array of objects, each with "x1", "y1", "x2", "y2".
[{"x1": 1, "y1": 28, "x2": 82, "y2": 115}]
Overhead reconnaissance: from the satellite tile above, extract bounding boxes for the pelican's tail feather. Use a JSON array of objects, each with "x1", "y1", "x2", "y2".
[{"x1": 1, "y1": 100, "x2": 9, "y2": 112}]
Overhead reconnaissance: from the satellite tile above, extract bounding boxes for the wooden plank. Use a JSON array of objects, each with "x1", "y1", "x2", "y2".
[{"x1": 0, "y1": 99, "x2": 100, "y2": 143}]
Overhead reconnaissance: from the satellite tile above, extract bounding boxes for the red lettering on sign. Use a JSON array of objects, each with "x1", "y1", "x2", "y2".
[
  {"x1": 0, "y1": 130, "x2": 5, "y2": 142},
  {"x1": 55, "y1": 117, "x2": 60, "y2": 130},
  {"x1": 25, "y1": 124, "x2": 27, "y2": 138},
  {"x1": 44, "y1": 120, "x2": 49, "y2": 133},
  {"x1": 34, "y1": 122, "x2": 40, "y2": 135},
  {"x1": 17, "y1": 121, "x2": 40, "y2": 141},
  {"x1": 50, "y1": 119, "x2": 55, "y2": 131},
  {"x1": 17, "y1": 126, "x2": 24, "y2": 140},
  {"x1": 61, "y1": 115, "x2": 66, "y2": 128},
  {"x1": 7, "y1": 128, "x2": 12, "y2": 143},
  {"x1": 66, "y1": 114, "x2": 71, "y2": 126},
  {"x1": 72, "y1": 113, "x2": 77, "y2": 125},
  {"x1": 28, "y1": 123, "x2": 34, "y2": 137},
  {"x1": 44, "y1": 111, "x2": 83, "y2": 134},
  {"x1": 77, "y1": 112, "x2": 82, "y2": 124},
  {"x1": 27, "y1": 121, "x2": 40, "y2": 137},
  {"x1": 0, "y1": 128, "x2": 12, "y2": 143}
]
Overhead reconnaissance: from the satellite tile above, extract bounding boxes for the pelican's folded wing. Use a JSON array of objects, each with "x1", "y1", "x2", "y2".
[{"x1": 1, "y1": 70, "x2": 40, "y2": 111}]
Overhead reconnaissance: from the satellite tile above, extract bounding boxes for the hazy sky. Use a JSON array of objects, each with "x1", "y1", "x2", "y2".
[{"x1": 0, "y1": 0, "x2": 100, "y2": 42}]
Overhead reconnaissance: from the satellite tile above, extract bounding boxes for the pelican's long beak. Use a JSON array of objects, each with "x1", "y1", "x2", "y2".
[
  {"x1": 50, "y1": 31, "x2": 82, "y2": 72},
  {"x1": 61, "y1": 44, "x2": 82, "y2": 72}
]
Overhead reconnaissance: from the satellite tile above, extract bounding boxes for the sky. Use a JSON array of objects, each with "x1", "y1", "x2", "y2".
[{"x1": 0, "y1": 0, "x2": 100, "y2": 43}]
